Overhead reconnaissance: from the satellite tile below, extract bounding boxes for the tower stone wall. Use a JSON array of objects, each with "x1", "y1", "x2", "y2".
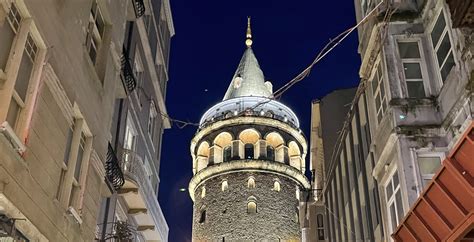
[{"x1": 192, "y1": 170, "x2": 302, "y2": 241}]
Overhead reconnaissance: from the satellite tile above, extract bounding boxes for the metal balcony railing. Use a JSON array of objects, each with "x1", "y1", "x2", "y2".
[
  {"x1": 105, "y1": 143, "x2": 125, "y2": 191},
  {"x1": 132, "y1": 0, "x2": 145, "y2": 18},
  {"x1": 119, "y1": 149, "x2": 169, "y2": 241},
  {"x1": 95, "y1": 221, "x2": 141, "y2": 241},
  {"x1": 120, "y1": 47, "x2": 137, "y2": 94}
]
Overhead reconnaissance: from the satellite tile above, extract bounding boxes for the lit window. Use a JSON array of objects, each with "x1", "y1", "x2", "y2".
[
  {"x1": 385, "y1": 170, "x2": 404, "y2": 234},
  {"x1": 417, "y1": 155, "x2": 442, "y2": 188},
  {"x1": 123, "y1": 115, "x2": 137, "y2": 166},
  {"x1": 398, "y1": 41, "x2": 426, "y2": 98},
  {"x1": 221, "y1": 180, "x2": 228, "y2": 192},
  {"x1": 273, "y1": 180, "x2": 281, "y2": 192},
  {"x1": 86, "y1": 0, "x2": 106, "y2": 64},
  {"x1": 247, "y1": 177, "x2": 255, "y2": 189},
  {"x1": 371, "y1": 64, "x2": 388, "y2": 124},
  {"x1": 431, "y1": 11, "x2": 455, "y2": 83},
  {"x1": 147, "y1": 101, "x2": 158, "y2": 143},
  {"x1": 247, "y1": 200, "x2": 257, "y2": 214},
  {"x1": 201, "y1": 186, "x2": 206, "y2": 198}
]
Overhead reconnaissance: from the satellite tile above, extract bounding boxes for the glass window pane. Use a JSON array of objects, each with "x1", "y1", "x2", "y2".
[
  {"x1": 0, "y1": 18, "x2": 15, "y2": 69},
  {"x1": 6, "y1": 98, "x2": 20, "y2": 128},
  {"x1": 371, "y1": 78, "x2": 378, "y2": 94},
  {"x1": 375, "y1": 93, "x2": 381, "y2": 111},
  {"x1": 15, "y1": 52, "x2": 34, "y2": 101},
  {"x1": 418, "y1": 156, "x2": 441, "y2": 175},
  {"x1": 395, "y1": 191, "x2": 404, "y2": 224},
  {"x1": 398, "y1": 42, "x2": 420, "y2": 59},
  {"x1": 431, "y1": 12, "x2": 446, "y2": 47},
  {"x1": 436, "y1": 33, "x2": 451, "y2": 66},
  {"x1": 393, "y1": 171, "x2": 399, "y2": 188},
  {"x1": 407, "y1": 81, "x2": 425, "y2": 98},
  {"x1": 403, "y1": 63, "x2": 423, "y2": 79},
  {"x1": 440, "y1": 52, "x2": 455, "y2": 82},
  {"x1": 390, "y1": 203, "x2": 397, "y2": 232},
  {"x1": 386, "y1": 181, "x2": 393, "y2": 200}
]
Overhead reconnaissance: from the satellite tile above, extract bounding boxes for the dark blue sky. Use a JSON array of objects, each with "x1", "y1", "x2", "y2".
[{"x1": 158, "y1": 1, "x2": 361, "y2": 241}]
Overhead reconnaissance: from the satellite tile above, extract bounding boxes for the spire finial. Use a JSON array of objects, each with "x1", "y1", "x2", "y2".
[{"x1": 245, "y1": 16, "x2": 253, "y2": 48}]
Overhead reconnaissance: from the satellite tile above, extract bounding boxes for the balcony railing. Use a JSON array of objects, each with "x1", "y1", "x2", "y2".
[
  {"x1": 119, "y1": 149, "x2": 169, "y2": 241},
  {"x1": 120, "y1": 47, "x2": 137, "y2": 94},
  {"x1": 105, "y1": 143, "x2": 125, "y2": 191},
  {"x1": 95, "y1": 221, "x2": 141, "y2": 241},
  {"x1": 132, "y1": 0, "x2": 145, "y2": 18}
]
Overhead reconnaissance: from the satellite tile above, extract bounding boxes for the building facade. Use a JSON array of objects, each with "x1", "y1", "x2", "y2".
[
  {"x1": 96, "y1": 0, "x2": 173, "y2": 241},
  {"x1": 307, "y1": 0, "x2": 473, "y2": 241},
  {"x1": 188, "y1": 22, "x2": 310, "y2": 241},
  {"x1": 0, "y1": 0, "x2": 173, "y2": 241}
]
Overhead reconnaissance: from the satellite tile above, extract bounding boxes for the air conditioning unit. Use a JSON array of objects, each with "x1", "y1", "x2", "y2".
[
  {"x1": 0, "y1": 121, "x2": 26, "y2": 154},
  {"x1": 67, "y1": 207, "x2": 83, "y2": 225}
]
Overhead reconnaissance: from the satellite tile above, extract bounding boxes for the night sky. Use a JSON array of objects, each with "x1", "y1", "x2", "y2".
[{"x1": 157, "y1": 1, "x2": 361, "y2": 241}]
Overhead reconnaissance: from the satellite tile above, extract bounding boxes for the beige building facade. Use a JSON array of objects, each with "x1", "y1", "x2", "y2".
[
  {"x1": 0, "y1": 0, "x2": 172, "y2": 241},
  {"x1": 306, "y1": 0, "x2": 473, "y2": 241}
]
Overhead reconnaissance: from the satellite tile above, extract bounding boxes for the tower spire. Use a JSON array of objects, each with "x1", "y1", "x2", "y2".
[{"x1": 245, "y1": 16, "x2": 253, "y2": 48}]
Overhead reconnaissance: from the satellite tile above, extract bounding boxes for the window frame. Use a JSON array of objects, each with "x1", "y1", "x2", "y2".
[
  {"x1": 414, "y1": 150, "x2": 445, "y2": 192},
  {"x1": 369, "y1": 60, "x2": 389, "y2": 126},
  {"x1": 429, "y1": 8, "x2": 457, "y2": 86},
  {"x1": 384, "y1": 168, "x2": 404, "y2": 237},
  {"x1": 395, "y1": 38, "x2": 431, "y2": 98},
  {"x1": 85, "y1": 0, "x2": 105, "y2": 65},
  {"x1": 147, "y1": 100, "x2": 158, "y2": 145}
]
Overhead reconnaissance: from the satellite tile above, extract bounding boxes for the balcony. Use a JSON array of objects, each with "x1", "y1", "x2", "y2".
[
  {"x1": 127, "y1": 0, "x2": 145, "y2": 20},
  {"x1": 105, "y1": 143, "x2": 125, "y2": 191},
  {"x1": 117, "y1": 149, "x2": 169, "y2": 241},
  {"x1": 120, "y1": 47, "x2": 137, "y2": 95},
  {"x1": 446, "y1": 0, "x2": 474, "y2": 28},
  {"x1": 95, "y1": 221, "x2": 139, "y2": 241}
]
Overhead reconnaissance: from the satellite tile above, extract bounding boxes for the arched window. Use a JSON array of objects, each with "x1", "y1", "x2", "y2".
[
  {"x1": 247, "y1": 177, "x2": 255, "y2": 189},
  {"x1": 221, "y1": 180, "x2": 228, "y2": 192},
  {"x1": 201, "y1": 186, "x2": 206, "y2": 198},
  {"x1": 244, "y1": 144, "x2": 254, "y2": 159},
  {"x1": 223, "y1": 146, "x2": 232, "y2": 162},
  {"x1": 266, "y1": 146, "x2": 275, "y2": 161},
  {"x1": 247, "y1": 201, "x2": 257, "y2": 214},
  {"x1": 317, "y1": 214, "x2": 325, "y2": 240},
  {"x1": 273, "y1": 180, "x2": 281, "y2": 192},
  {"x1": 199, "y1": 207, "x2": 206, "y2": 223}
]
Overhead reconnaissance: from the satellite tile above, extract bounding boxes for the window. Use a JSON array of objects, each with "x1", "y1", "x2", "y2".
[
  {"x1": 266, "y1": 146, "x2": 275, "y2": 161},
  {"x1": 273, "y1": 180, "x2": 281, "y2": 192},
  {"x1": 223, "y1": 146, "x2": 231, "y2": 162},
  {"x1": 398, "y1": 41, "x2": 426, "y2": 98},
  {"x1": 201, "y1": 186, "x2": 206, "y2": 198},
  {"x1": 86, "y1": 0, "x2": 105, "y2": 64},
  {"x1": 385, "y1": 170, "x2": 404, "y2": 235},
  {"x1": 0, "y1": 3, "x2": 20, "y2": 70},
  {"x1": 199, "y1": 207, "x2": 206, "y2": 223},
  {"x1": 133, "y1": 48, "x2": 144, "y2": 106},
  {"x1": 123, "y1": 115, "x2": 137, "y2": 166},
  {"x1": 417, "y1": 155, "x2": 442, "y2": 188},
  {"x1": 244, "y1": 144, "x2": 254, "y2": 159},
  {"x1": 431, "y1": 11, "x2": 455, "y2": 83},
  {"x1": 221, "y1": 180, "x2": 228, "y2": 191},
  {"x1": 147, "y1": 101, "x2": 158, "y2": 143},
  {"x1": 247, "y1": 200, "x2": 257, "y2": 214},
  {"x1": 247, "y1": 177, "x2": 255, "y2": 189},
  {"x1": 371, "y1": 64, "x2": 388, "y2": 124},
  {"x1": 317, "y1": 214, "x2": 325, "y2": 240}
]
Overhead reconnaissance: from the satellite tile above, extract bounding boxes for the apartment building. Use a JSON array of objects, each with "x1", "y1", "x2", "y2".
[
  {"x1": 306, "y1": 0, "x2": 473, "y2": 241},
  {"x1": 96, "y1": 0, "x2": 173, "y2": 241},
  {"x1": 0, "y1": 0, "x2": 173, "y2": 241}
]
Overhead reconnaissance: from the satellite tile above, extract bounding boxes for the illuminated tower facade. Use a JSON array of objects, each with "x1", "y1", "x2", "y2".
[{"x1": 188, "y1": 19, "x2": 310, "y2": 241}]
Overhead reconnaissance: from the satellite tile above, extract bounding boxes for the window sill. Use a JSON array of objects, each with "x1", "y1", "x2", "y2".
[{"x1": 67, "y1": 206, "x2": 83, "y2": 225}]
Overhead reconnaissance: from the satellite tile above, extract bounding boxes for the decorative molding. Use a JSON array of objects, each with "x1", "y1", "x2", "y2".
[
  {"x1": 42, "y1": 63, "x2": 75, "y2": 125},
  {"x1": 163, "y1": 0, "x2": 174, "y2": 37}
]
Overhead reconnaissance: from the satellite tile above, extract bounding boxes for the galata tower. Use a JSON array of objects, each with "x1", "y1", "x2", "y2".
[{"x1": 188, "y1": 18, "x2": 310, "y2": 241}]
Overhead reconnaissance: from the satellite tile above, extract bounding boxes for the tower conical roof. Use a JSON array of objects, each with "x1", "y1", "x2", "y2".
[{"x1": 223, "y1": 48, "x2": 273, "y2": 100}]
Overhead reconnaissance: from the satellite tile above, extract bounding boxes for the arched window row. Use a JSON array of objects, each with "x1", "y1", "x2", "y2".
[
  {"x1": 199, "y1": 178, "x2": 282, "y2": 196},
  {"x1": 194, "y1": 130, "x2": 304, "y2": 173}
]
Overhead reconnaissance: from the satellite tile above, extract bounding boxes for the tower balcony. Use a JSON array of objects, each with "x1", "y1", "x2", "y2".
[{"x1": 117, "y1": 149, "x2": 169, "y2": 241}]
